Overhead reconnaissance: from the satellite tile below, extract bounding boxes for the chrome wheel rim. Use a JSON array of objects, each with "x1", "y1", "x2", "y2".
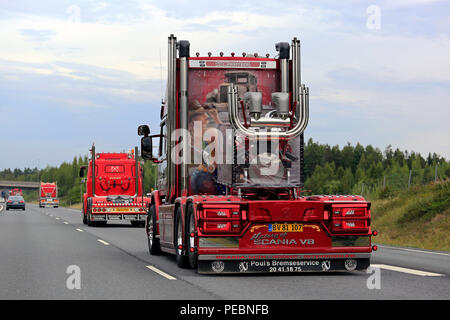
[{"x1": 177, "y1": 218, "x2": 183, "y2": 255}]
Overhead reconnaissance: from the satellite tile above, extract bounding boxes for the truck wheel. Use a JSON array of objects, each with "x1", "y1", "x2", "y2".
[
  {"x1": 186, "y1": 204, "x2": 198, "y2": 269},
  {"x1": 82, "y1": 202, "x2": 87, "y2": 225},
  {"x1": 147, "y1": 205, "x2": 161, "y2": 255},
  {"x1": 175, "y1": 206, "x2": 189, "y2": 268},
  {"x1": 87, "y1": 201, "x2": 95, "y2": 227}
]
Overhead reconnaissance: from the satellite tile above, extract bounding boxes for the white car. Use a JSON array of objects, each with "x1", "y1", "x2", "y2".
[{"x1": 0, "y1": 197, "x2": 5, "y2": 203}]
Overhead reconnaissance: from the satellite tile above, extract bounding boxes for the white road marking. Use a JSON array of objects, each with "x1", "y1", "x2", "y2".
[
  {"x1": 377, "y1": 244, "x2": 450, "y2": 257},
  {"x1": 55, "y1": 217, "x2": 60, "y2": 220},
  {"x1": 146, "y1": 265, "x2": 176, "y2": 280},
  {"x1": 76, "y1": 228, "x2": 84, "y2": 232},
  {"x1": 371, "y1": 264, "x2": 443, "y2": 277},
  {"x1": 0, "y1": 205, "x2": 4, "y2": 211},
  {"x1": 63, "y1": 221, "x2": 69, "y2": 225},
  {"x1": 97, "y1": 239, "x2": 110, "y2": 246}
]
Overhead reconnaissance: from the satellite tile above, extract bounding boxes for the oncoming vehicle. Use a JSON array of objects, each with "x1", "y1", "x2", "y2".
[
  {"x1": 79, "y1": 145, "x2": 150, "y2": 227},
  {"x1": 6, "y1": 195, "x2": 25, "y2": 211},
  {"x1": 138, "y1": 35, "x2": 377, "y2": 274}
]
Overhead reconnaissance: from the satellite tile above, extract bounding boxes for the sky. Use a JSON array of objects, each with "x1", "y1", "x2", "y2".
[{"x1": 0, "y1": 0, "x2": 449, "y2": 169}]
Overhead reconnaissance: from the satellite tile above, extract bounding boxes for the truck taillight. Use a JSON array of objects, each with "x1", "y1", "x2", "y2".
[
  {"x1": 199, "y1": 206, "x2": 243, "y2": 234},
  {"x1": 202, "y1": 221, "x2": 241, "y2": 233},
  {"x1": 333, "y1": 207, "x2": 366, "y2": 217},
  {"x1": 330, "y1": 206, "x2": 370, "y2": 234}
]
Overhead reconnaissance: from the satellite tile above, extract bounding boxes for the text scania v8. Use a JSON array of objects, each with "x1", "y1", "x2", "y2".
[
  {"x1": 79, "y1": 145, "x2": 150, "y2": 227},
  {"x1": 138, "y1": 35, "x2": 378, "y2": 274},
  {"x1": 39, "y1": 182, "x2": 59, "y2": 208}
]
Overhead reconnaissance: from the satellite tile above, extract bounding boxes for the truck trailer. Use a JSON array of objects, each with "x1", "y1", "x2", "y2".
[{"x1": 138, "y1": 35, "x2": 377, "y2": 274}]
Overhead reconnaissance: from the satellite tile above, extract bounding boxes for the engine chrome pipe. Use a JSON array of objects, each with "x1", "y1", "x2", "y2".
[
  {"x1": 228, "y1": 83, "x2": 309, "y2": 139},
  {"x1": 280, "y1": 59, "x2": 289, "y2": 93}
]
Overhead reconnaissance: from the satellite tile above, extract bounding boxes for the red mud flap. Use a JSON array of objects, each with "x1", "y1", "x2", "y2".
[{"x1": 197, "y1": 254, "x2": 370, "y2": 274}]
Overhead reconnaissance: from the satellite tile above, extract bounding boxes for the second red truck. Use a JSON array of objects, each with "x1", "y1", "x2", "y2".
[
  {"x1": 39, "y1": 182, "x2": 59, "y2": 208},
  {"x1": 80, "y1": 145, "x2": 150, "y2": 227}
]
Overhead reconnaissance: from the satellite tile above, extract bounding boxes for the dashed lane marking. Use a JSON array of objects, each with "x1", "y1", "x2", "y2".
[
  {"x1": 146, "y1": 265, "x2": 176, "y2": 280},
  {"x1": 377, "y1": 244, "x2": 450, "y2": 257},
  {"x1": 371, "y1": 264, "x2": 444, "y2": 277},
  {"x1": 76, "y1": 228, "x2": 84, "y2": 232},
  {"x1": 97, "y1": 239, "x2": 110, "y2": 246}
]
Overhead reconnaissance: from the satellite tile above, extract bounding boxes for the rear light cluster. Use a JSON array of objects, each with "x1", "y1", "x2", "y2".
[
  {"x1": 330, "y1": 205, "x2": 370, "y2": 234},
  {"x1": 92, "y1": 207, "x2": 146, "y2": 213},
  {"x1": 199, "y1": 205, "x2": 244, "y2": 234}
]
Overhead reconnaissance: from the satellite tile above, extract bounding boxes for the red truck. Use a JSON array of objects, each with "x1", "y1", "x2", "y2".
[
  {"x1": 9, "y1": 188, "x2": 22, "y2": 196},
  {"x1": 79, "y1": 145, "x2": 150, "y2": 227},
  {"x1": 138, "y1": 35, "x2": 377, "y2": 274},
  {"x1": 39, "y1": 182, "x2": 59, "y2": 208}
]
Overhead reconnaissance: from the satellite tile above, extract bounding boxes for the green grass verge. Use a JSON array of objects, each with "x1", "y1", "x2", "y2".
[{"x1": 371, "y1": 181, "x2": 450, "y2": 251}]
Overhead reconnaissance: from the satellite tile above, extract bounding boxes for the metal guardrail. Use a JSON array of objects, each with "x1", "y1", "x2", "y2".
[{"x1": 0, "y1": 180, "x2": 40, "y2": 189}]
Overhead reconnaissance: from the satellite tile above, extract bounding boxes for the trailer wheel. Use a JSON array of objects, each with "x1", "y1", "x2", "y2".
[
  {"x1": 186, "y1": 204, "x2": 198, "y2": 269},
  {"x1": 147, "y1": 205, "x2": 161, "y2": 255},
  {"x1": 175, "y1": 206, "x2": 189, "y2": 268}
]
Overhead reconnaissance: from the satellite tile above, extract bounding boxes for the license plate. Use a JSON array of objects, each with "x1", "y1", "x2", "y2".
[
  {"x1": 114, "y1": 208, "x2": 130, "y2": 212},
  {"x1": 268, "y1": 224, "x2": 303, "y2": 232}
]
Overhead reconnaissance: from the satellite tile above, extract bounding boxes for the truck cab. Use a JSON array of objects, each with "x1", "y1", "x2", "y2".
[
  {"x1": 39, "y1": 182, "x2": 59, "y2": 208},
  {"x1": 80, "y1": 145, "x2": 150, "y2": 227}
]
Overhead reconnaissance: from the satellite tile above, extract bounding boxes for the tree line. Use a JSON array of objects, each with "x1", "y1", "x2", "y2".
[{"x1": 1, "y1": 139, "x2": 449, "y2": 204}]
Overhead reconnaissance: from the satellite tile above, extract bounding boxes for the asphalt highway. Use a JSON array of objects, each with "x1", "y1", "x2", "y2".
[{"x1": 0, "y1": 204, "x2": 449, "y2": 299}]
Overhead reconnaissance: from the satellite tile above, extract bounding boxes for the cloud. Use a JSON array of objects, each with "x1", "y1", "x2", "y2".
[{"x1": 0, "y1": 0, "x2": 449, "y2": 169}]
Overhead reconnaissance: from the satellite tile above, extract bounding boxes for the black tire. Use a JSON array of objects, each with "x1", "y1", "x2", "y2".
[
  {"x1": 87, "y1": 200, "x2": 95, "y2": 227},
  {"x1": 147, "y1": 205, "x2": 161, "y2": 255},
  {"x1": 82, "y1": 201, "x2": 87, "y2": 224},
  {"x1": 175, "y1": 206, "x2": 189, "y2": 268},
  {"x1": 186, "y1": 203, "x2": 198, "y2": 269}
]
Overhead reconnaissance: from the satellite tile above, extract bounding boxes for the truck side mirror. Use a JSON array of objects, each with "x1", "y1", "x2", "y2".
[
  {"x1": 138, "y1": 125, "x2": 150, "y2": 136},
  {"x1": 79, "y1": 166, "x2": 86, "y2": 178},
  {"x1": 141, "y1": 136, "x2": 154, "y2": 160}
]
